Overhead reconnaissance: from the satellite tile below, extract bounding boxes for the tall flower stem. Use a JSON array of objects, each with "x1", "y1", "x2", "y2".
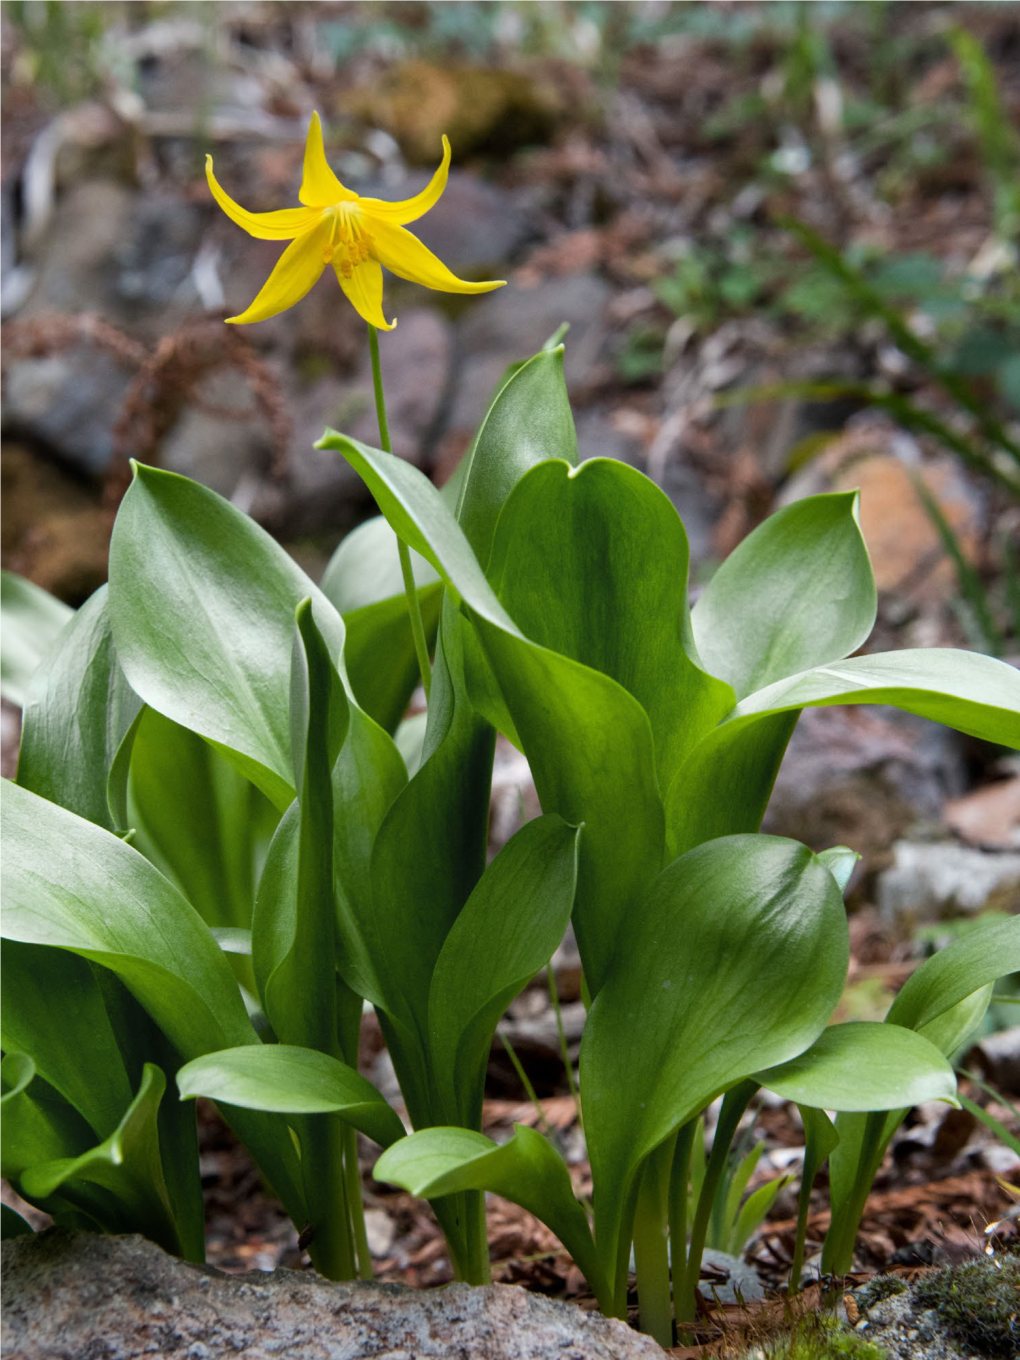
[{"x1": 368, "y1": 323, "x2": 432, "y2": 700}]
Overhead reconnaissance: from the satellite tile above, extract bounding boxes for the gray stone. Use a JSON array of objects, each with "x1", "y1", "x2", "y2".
[
  {"x1": 449, "y1": 275, "x2": 611, "y2": 438},
  {"x1": 877, "y1": 840, "x2": 1020, "y2": 929},
  {"x1": 3, "y1": 349, "x2": 135, "y2": 474},
  {"x1": 698, "y1": 1248, "x2": 764, "y2": 1305},
  {"x1": 2, "y1": 1229, "x2": 666, "y2": 1359}
]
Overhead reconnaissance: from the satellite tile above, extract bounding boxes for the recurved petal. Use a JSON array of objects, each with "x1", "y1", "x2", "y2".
[
  {"x1": 226, "y1": 218, "x2": 332, "y2": 324},
  {"x1": 206, "y1": 156, "x2": 319, "y2": 240},
  {"x1": 358, "y1": 135, "x2": 451, "y2": 225},
  {"x1": 368, "y1": 218, "x2": 505, "y2": 295},
  {"x1": 299, "y1": 111, "x2": 357, "y2": 208},
  {"x1": 335, "y1": 257, "x2": 396, "y2": 331}
]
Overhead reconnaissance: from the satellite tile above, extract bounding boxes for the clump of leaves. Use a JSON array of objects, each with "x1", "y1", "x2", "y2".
[
  {"x1": 740, "y1": 1313, "x2": 887, "y2": 1360},
  {"x1": 912, "y1": 1256, "x2": 1020, "y2": 1360}
]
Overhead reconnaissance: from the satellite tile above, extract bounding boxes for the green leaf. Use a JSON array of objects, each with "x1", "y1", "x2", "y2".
[
  {"x1": 374, "y1": 1124, "x2": 608, "y2": 1306},
  {"x1": 0, "y1": 941, "x2": 133, "y2": 1140},
  {"x1": 887, "y1": 916, "x2": 1020, "y2": 1034},
  {"x1": 455, "y1": 346, "x2": 577, "y2": 566},
  {"x1": 177, "y1": 1045, "x2": 405, "y2": 1149},
  {"x1": 728, "y1": 1173, "x2": 794, "y2": 1256},
  {"x1": 817, "y1": 846, "x2": 860, "y2": 894},
  {"x1": 691, "y1": 493, "x2": 876, "y2": 700},
  {"x1": 321, "y1": 514, "x2": 441, "y2": 733},
  {"x1": 109, "y1": 464, "x2": 344, "y2": 809},
  {"x1": 0, "y1": 778, "x2": 305, "y2": 1224},
  {"x1": 580, "y1": 835, "x2": 848, "y2": 1280},
  {"x1": 732, "y1": 648, "x2": 1020, "y2": 747},
  {"x1": 17, "y1": 586, "x2": 141, "y2": 832},
  {"x1": 318, "y1": 433, "x2": 666, "y2": 995},
  {"x1": 0, "y1": 570, "x2": 72, "y2": 706},
  {"x1": 486, "y1": 457, "x2": 733, "y2": 785},
  {"x1": 755, "y1": 1021, "x2": 958, "y2": 1111},
  {"x1": 1, "y1": 1053, "x2": 93, "y2": 1180},
  {"x1": 428, "y1": 815, "x2": 580, "y2": 1127},
  {"x1": 127, "y1": 708, "x2": 279, "y2": 933},
  {"x1": 19, "y1": 1063, "x2": 184, "y2": 1255}
]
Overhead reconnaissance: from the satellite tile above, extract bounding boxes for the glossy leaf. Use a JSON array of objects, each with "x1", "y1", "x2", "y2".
[
  {"x1": 817, "y1": 846, "x2": 860, "y2": 894},
  {"x1": 887, "y1": 916, "x2": 1020, "y2": 1034},
  {"x1": 0, "y1": 941, "x2": 133, "y2": 1140},
  {"x1": 580, "y1": 835, "x2": 848, "y2": 1278},
  {"x1": 17, "y1": 586, "x2": 141, "y2": 832},
  {"x1": 318, "y1": 432, "x2": 666, "y2": 994},
  {"x1": 0, "y1": 570, "x2": 72, "y2": 706},
  {"x1": 374, "y1": 1124, "x2": 608, "y2": 1306},
  {"x1": 691, "y1": 493, "x2": 876, "y2": 701},
  {"x1": 755, "y1": 1021, "x2": 958, "y2": 1111},
  {"x1": 455, "y1": 346, "x2": 577, "y2": 566},
  {"x1": 486, "y1": 457, "x2": 733, "y2": 785},
  {"x1": 109, "y1": 463, "x2": 344, "y2": 809},
  {"x1": 428, "y1": 815, "x2": 580, "y2": 1126},
  {"x1": 177, "y1": 1045, "x2": 405, "y2": 1148},
  {"x1": 127, "y1": 708, "x2": 279, "y2": 933},
  {"x1": 0, "y1": 778, "x2": 305, "y2": 1224},
  {"x1": 19, "y1": 1063, "x2": 184, "y2": 1256},
  {"x1": 1, "y1": 1053, "x2": 93, "y2": 1180}
]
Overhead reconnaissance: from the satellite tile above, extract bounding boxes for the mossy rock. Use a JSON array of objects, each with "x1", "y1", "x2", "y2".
[
  {"x1": 911, "y1": 1256, "x2": 1019, "y2": 1360},
  {"x1": 344, "y1": 60, "x2": 564, "y2": 163},
  {"x1": 740, "y1": 1313, "x2": 887, "y2": 1360}
]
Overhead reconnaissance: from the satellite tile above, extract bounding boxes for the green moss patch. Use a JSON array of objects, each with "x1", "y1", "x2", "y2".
[{"x1": 912, "y1": 1255, "x2": 1019, "y2": 1360}]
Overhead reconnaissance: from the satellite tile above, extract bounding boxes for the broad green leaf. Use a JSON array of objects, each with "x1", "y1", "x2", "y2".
[
  {"x1": 731, "y1": 648, "x2": 1020, "y2": 748},
  {"x1": 486, "y1": 458, "x2": 733, "y2": 785},
  {"x1": 429, "y1": 815, "x2": 580, "y2": 1127},
  {"x1": 817, "y1": 846, "x2": 860, "y2": 894},
  {"x1": 109, "y1": 464, "x2": 344, "y2": 809},
  {"x1": 1, "y1": 1053, "x2": 93, "y2": 1179},
  {"x1": 177, "y1": 1045, "x2": 405, "y2": 1149},
  {"x1": 0, "y1": 778, "x2": 305, "y2": 1225},
  {"x1": 580, "y1": 835, "x2": 848, "y2": 1278},
  {"x1": 321, "y1": 515, "x2": 441, "y2": 733},
  {"x1": 127, "y1": 708, "x2": 279, "y2": 933},
  {"x1": 366, "y1": 599, "x2": 495, "y2": 1098},
  {"x1": 667, "y1": 647, "x2": 1020, "y2": 855},
  {"x1": 17, "y1": 586, "x2": 141, "y2": 832},
  {"x1": 0, "y1": 941, "x2": 133, "y2": 1139},
  {"x1": 455, "y1": 346, "x2": 577, "y2": 566},
  {"x1": 374, "y1": 1124, "x2": 608, "y2": 1307},
  {"x1": 692, "y1": 493, "x2": 876, "y2": 701},
  {"x1": 0, "y1": 570, "x2": 72, "y2": 706},
  {"x1": 887, "y1": 916, "x2": 1020, "y2": 1033},
  {"x1": 2, "y1": 781, "x2": 254, "y2": 1055},
  {"x1": 19, "y1": 1063, "x2": 184, "y2": 1256},
  {"x1": 318, "y1": 433, "x2": 666, "y2": 994},
  {"x1": 755, "y1": 1021, "x2": 958, "y2": 1111}
]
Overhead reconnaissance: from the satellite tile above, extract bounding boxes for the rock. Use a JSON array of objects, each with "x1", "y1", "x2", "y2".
[
  {"x1": 944, "y1": 777, "x2": 1020, "y2": 851},
  {"x1": 449, "y1": 274, "x2": 611, "y2": 437},
  {"x1": 3, "y1": 347, "x2": 135, "y2": 475},
  {"x1": 853, "y1": 1256, "x2": 1020, "y2": 1360},
  {"x1": 1, "y1": 1228, "x2": 667, "y2": 1360},
  {"x1": 345, "y1": 61, "x2": 564, "y2": 165},
  {"x1": 255, "y1": 308, "x2": 453, "y2": 537},
  {"x1": 876, "y1": 840, "x2": 1020, "y2": 930},
  {"x1": 411, "y1": 170, "x2": 530, "y2": 278},
  {"x1": 698, "y1": 1248, "x2": 764, "y2": 1305},
  {"x1": 762, "y1": 706, "x2": 966, "y2": 867},
  {"x1": 159, "y1": 367, "x2": 275, "y2": 499},
  {"x1": 970, "y1": 1025, "x2": 1020, "y2": 1095}
]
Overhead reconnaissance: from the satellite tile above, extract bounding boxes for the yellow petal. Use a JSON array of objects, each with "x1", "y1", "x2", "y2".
[
  {"x1": 226, "y1": 218, "x2": 332, "y2": 324},
  {"x1": 368, "y1": 218, "x2": 505, "y2": 295},
  {"x1": 299, "y1": 111, "x2": 357, "y2": 208},
  {"x1": 206, "y1": 156, "x2": 319, "y2": 240},
  {"x1": 358, "y1": 135, "x2": 451, "y2": 225},
  {"x1": 334, "y1": 257, "x2": 396, "y2": 331}
]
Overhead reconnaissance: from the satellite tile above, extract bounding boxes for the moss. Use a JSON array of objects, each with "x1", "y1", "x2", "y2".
[
  {"x1": 856, "y1": 1275, "x2": 908, "y2": 1310},
  {"x1": 912, "y1": 1255, "x2": 1019, "y2": 1360},
  {"x1": 741, "y1": 1314, "x2": 887, "y2": 1360}
]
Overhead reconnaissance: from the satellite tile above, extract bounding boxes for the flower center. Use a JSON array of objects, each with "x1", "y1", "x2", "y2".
[{"x1": 322, "y1": 204, "x2": 374, "y2": 277}]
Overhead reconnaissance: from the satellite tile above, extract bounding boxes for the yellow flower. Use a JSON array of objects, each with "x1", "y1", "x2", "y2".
[{"x1": 206, "y1": 112, "x2": 505, "y2": 330}]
